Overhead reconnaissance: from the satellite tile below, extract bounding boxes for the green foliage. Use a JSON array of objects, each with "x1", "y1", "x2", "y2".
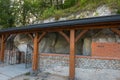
[
  {"x1": 41, "y1": 6, "x2": 55, "y2": 19},
  {"x1": 64, "y1": 0, "x2": 78, "y2": 9},
  {"x1": 0, "y1": 0, "x2": 120, "y2": 29},
  {"x1": 0, "y1": 0, "x2": 18, "y2": 28},
  {"x1": 117, "y1": 0, "x2": 120, "y2": 14},
  {"x1": 79, "y1": 0, "x2": 88, "y2": 6},
  {"x1": 117, "y1": 10, "x2": 120, "y2": 14}
]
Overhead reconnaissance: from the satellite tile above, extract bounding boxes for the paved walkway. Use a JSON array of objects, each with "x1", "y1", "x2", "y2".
[{"x1": 0, "y1": 64, "x2": 30, "y2": 80}]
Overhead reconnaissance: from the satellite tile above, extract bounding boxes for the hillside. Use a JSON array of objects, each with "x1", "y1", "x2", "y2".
[
  {"x1": 0, "y1": 0, "x2": 120, "y2": 29},
  {"x1": 40, "y1": 0, "x2": 120, "y2": 20}
]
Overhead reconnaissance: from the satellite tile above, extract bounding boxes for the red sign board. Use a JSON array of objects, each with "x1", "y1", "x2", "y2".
[{"x1": 92, "y1": 42, "x2": 120, "y2": 58}]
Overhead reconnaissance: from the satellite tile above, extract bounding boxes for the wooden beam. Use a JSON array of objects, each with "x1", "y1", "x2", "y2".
[
  {"x1": 69, "y1": 29, "x2": 75, "y2": 80},
  {"x1": 38, "y1": 32, "x2": 47, "y2": 43},
  {"x1": 75, "y1": 30, "x2": 88, "y2": 43},
  {"x1": 58, "y1": 31, "x2": 70, "y2": 43},
  {"x1": 3, "y1": 34, "x2": 10, "y2": 42},
  {"x1": 0, "y1": 35, "x2": 5, "y2": 62},
  {"x1": 28, "y1": 33, "x2": 34, "y2": 41},
  {"x1": 32, "y1": 33, "x2": 39, "y2": 71},
  {"x1": 111, "y1": 28, "x2": 120, "y2": 36}
]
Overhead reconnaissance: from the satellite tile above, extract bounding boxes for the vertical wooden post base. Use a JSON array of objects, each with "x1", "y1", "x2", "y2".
[{"x1": 69, "y1": 77, "x2": 75, "y2": 80}]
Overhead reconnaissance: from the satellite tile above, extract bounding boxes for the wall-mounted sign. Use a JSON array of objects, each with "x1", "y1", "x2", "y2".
[{"x1": 92, "y1": 42, "x2": 120, "y2": 58}]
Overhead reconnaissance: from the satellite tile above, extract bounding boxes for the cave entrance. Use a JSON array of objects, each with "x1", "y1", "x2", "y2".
[{"x1": 4, "y1": 35, "x2": 32, "y2": 68}]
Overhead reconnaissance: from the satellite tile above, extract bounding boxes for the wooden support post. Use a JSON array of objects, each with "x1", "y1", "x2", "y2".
[
  {"x1": 0, "y1": 35, "x2": 5, "y2": 62},
  {"x1": 31, "y1": 32, "x2": 46, "y2": 75},
  {"x1": 69, "y1": 29, "x2": 75, "y2": 80},
  {"x1": 32, "y1": 33, "x2": 39, "y2": 71}
]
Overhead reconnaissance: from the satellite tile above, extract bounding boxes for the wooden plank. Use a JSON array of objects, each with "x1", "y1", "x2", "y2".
[
  {"x1": 75, "y1": 30, "x2": 88, "y2": 43},
  {"x1": 111, "y1": 28, "x2": 120, "y2": 36},
  {"x1": 58, "y1": 31, "x2": 70, "y2": 43},
  {"x1": 69, "y1": 29, "x2": 75, "y2": 80},
  {"x1": 32, "y1": 33, "x2": 39, "y2": 71},
  {"x1": 0, "y1": 35, "x2": 5, "y2": 62}
]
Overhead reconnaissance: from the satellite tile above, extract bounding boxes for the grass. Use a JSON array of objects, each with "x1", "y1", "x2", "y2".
[{"x1": 40, "y1": 0, "x2": 120, "y2": 20}]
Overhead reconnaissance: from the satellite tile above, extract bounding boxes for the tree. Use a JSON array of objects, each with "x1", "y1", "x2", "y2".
[
  {"x1": 0, "y1": 0, "x2": 78, "y2": 29},
  {"x1": 0, "y1": 0, "x2": 18, "y2": 28}
]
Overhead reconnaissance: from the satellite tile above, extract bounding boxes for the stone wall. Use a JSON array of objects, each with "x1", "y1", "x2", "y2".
[
  {"x1": 76, "y1": 58, "x2": 120, "y2": 70},
  {"x1": 39, "y1": 54, "x2": 69, "y2": 71},
  {"x1": 39, "y1": 54, "x2": 120, "y2": 70},
  {"x1": 39, "y1": 54, "x2": 120, "y2": 76}
]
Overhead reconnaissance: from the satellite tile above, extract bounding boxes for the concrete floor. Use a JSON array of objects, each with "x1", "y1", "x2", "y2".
[
  {"x1": 75, "y1": 68, "x2": 120, "y2": 80},
  {"x1": 11, "y1": 68, "x2": 120, "y2": 80},
  {"x1": 43, "y1": 66, "x2": 120, "y2": 80},
  {"x1": 0, "y1": 64, "x2": 120, "y2": 80},
  {"x1": 0, "y1": 64, "x2": 30, "y2": 80}
]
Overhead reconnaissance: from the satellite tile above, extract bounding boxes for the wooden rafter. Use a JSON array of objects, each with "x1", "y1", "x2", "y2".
[
  {"x1": 4, "y1": 34, "x2": 10, "y2": 42},
  {"x1": 111, "y1": 28, "x2": 120, "y2": 36},
  {"x1": 75, "y1": 30, "x2": 88, "y2": 43},
  {"x1": 58, "y1": 31, "x2": 70, "y2": 43},
  {"x1": 28, "y1": 33, "x2": 34, "y2": 41},
  {"x1": 38, "y1": 32, "x2": 47, "y2": 43}
]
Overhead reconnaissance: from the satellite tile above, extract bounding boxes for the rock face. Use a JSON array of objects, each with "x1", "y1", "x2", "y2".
[
  {"x1": 14, "y1": 34, "x2": 33, "y2": 54},
  {"x1": 39, "y1": 32, "x2": 69, "y2": 54},
  {"x1": 35, "y1": 5, "x2": 117, "y2": 24},
  {"x1": 83, "y1": 38, "x2": 92, "y2": 56},
  {"x1": 95, "y1": 5, "x2": 112, "y2": 16},
  {"x1": 92, "y1": 29, "x2": 117, "y2": 42}
]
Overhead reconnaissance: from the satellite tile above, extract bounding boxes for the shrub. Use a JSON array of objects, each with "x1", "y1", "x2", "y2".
[{"x1": 63, "y1": 0, "x2": 78, "y2": 9}]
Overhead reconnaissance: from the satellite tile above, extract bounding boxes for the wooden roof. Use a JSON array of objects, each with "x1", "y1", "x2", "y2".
[{"x1": 0, "y1": 15, "x2": 120, "y2": 34}]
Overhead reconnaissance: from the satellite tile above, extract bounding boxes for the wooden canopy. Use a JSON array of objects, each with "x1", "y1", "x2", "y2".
[{"x1": 0, "y1": 15, "x2": 120, "y2": 80}]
